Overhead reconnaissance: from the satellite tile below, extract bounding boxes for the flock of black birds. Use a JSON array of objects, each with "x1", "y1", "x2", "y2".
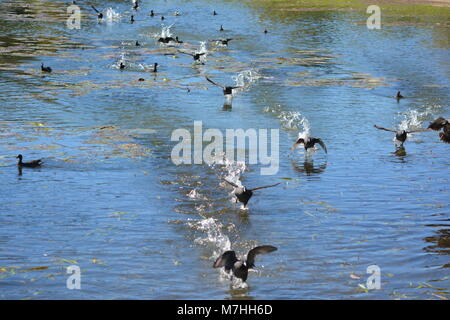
[{"x1": 24, "y1": 1, "x2": 449, "y2": 284}]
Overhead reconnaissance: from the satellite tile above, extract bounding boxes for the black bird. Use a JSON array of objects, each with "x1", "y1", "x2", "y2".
[
  {"x1": 292, "y1": 135, "x2": 327, "y2": 154},
  {"x1": 213, "y1": 246, "x2": 277, "y2": 282},
  {"x1": 130, "y1": 15, "x2": 135, "y2": 23},
  {"x1": 210, "y1": 38, "x2": 237, "y2": 46},
  {"x1": 91, "y1": 5, "x2": 103, "y2": 19},
  {"x1": 150, "y1": 62, "x2": 158, "y2": 73},
  {"x1": 213, "y1": 10, "x2": 218, "y2": 15},
  {"x1": 374, "y1": 125, "x2": 428, "y2": 145},
  {"x1": 161, "y1": 16, "x2": 165, "y2": 21},
  {"x1": 41, "y1": 63, "x2": 52, "y2": 73},
  {"x1": 16, "y1": 154, "x2": 42, "y2": 168},
  {"x1": 158, "y1": 36, "x2": 175, "y2": 44},
  {"x1": 150, "y1": 10, "x2": 154, "y2": 17},
  {"x1": 206, "y1": 76, "x2": 244, "y2": 96},
  {"x1": 135, "y1": 40, "x2": 141, "y2": 46},
  {"x1": 179, "y1": 50, "x2": 206, "y2": 62},
  {"x1": 224, "y1": 180, "x2": 280, "y2": 207},
  {"x1": 396, "y1": 91, "x2": 404, "y2": 99},
  {"x1": 133, "y1": 0, "x2": 139, "y2": 10},
  {"x1": 428, "y1": 117, "x2": 450, "y2": 143},
  {"x1": 119, "y1": 62, "x2": 125, "y2": 70},
  {"x1": 219, "y1": 25, "x2": 224, "y2": 31},
  {"x1": 175, "y1": 36, "x2": 183, "y2": 44},
  {"x1": 264, "y1": 29, "x2": 268, "y2": 34}
]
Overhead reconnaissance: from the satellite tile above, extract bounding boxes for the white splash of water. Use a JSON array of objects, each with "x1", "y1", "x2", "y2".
[
  {"x1": 105, "y1": 8, "x2": 121, "y2": 22},
  {"x1": 232, "y1": 70, "x2": 261, "y2": 89},
  {"x1": 188, "y1": 218, "x2": 231, "y2": 256}
]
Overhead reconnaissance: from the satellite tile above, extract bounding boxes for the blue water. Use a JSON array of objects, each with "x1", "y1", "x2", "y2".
[{"x1": 0, "y1": 0, "x2": 449, "y2": 299}]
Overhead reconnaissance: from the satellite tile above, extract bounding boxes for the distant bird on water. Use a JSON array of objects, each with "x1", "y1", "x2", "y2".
[
  {"x1": 41, "y1": 63, "x2": 52, "y2": 73},
  {"x1": 396, "y1": 91, "x2": 404, "y2": 99},
  {"x1": 16, "y1": 154, "x2": 42, "y2": 168},
  {"x1": 209, "y1": 38, "x2": 239, "y2": 46},
  {"x1": 91, "y1": 5, "x2": 103, "y2": 19},
  {"x1": 374, "y1": 125, "x2": 428, "y2": 145},
  {"x1": 224, "y1": 179, "x2": 280, "y2": 207},
  {"x1": 205, "y1": 76, "x2": 244, "y2": 96},
  {"x1": 292, "y1": 135, "x2": 327, "y2": 154},
  {"x1": 213, "y1": 245, "x2": 278, "y2": 282},
  {"x1": 119, "y1": 62, "x2": 125, "y2": 70},
  {"x1": 179, "y1": 50, "x2": 206, "y2": 62}
]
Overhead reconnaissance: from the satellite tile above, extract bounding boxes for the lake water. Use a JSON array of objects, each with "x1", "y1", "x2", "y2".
[{"x1": 0, "y1": 0, "x2": 449, "y2": 300}]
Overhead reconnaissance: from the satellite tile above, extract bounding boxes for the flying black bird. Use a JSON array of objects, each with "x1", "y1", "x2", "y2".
[
  {"x1": 205, "y1": 76, "x2": 245, "y2": 96},
  {"x1": 41, "y1": 63, "x2": 52, "y2": 73},
  {"x1": 292, "y1": 135, "x2": 327, "y2": 153},
  {"x1": 427, "y1": 117, "x2": 450, "y2": 143},
  {"x1": 374, "y1": 125, "x2": 428, "y2": 145},
  {"x1": 224, "y1": 180, "x2": 280, "y2": 207},
  {"x1": 158, "y1": 36, "x2": 175, "y2": 44},
  {"x1": 178, "y1": 50, "x2": 206, "y2": 62},
  {"x1": 16, "y1": 154, "x2": 42, "y2": 168},
  {"x1": 91, "y1": 5, "x2": 103, "y2": 19},
  {"x1": 213, "y1": 246, "x2": 277, "y2": 282},
  {"x1": 209, "y1": 38, "x2": 238, "y2": 46}
]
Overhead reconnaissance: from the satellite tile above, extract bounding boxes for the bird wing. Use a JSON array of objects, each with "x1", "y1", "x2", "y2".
[
  {"x1": 405, "y1": 128, "x2": 430, "y2": 134},
  {"x1": 223, "y1": 179, "x2": 240, "y2": 188},
  {"x1": 374, "y1": 125, "x2": 397, "y2": 133},
  {"x1": 251, "y1": 182, "x2": 281, "y2": 191},
  {"x1": 178, "y1": 50, "x2": 194, "y2": 57},
  {"x1": 312, "y1": 138, "x2": 327, "y2": 153},
  {"x1": 206, "y1": 76, "x2": 225, "y2": 89},
  {"x1": 213, "y1": 251, "x2": 237, "y2": 269},
  {"x1": 246, "y1": 245, "x2": 277, "y2": 268},
  {"x1": 427, "y1": 117, "x2": 448, "y2": 131},
  {"x1": 291, "y1": 138, "x2": 304, "y2": 152},
  {"x1": 91, "y1": 5, "x2": 100, "y2": 13}
]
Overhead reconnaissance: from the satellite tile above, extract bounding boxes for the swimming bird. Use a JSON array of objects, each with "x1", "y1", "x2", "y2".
[
  {"x1": 264, "y1": 29, "x2": 268, "y2": 34},
  {"x1": 213, "y1": 10, "x2": 218, "y2": 15},
  {"x1": 213, "y1": 245, "x2": 277, "y2": 282},
  {"x1": 133, "y1": 0, "x2": 139, "y2": 10},
  {"x1": 396, "y1": 91, "x2": 404, "y2": 99},
  {"x1": 374, "y1": 125, "x2": 428, "y2": 145},
  {"x1": 161, "y1": 16, "x2": 165, "y2": 21},
  {"x1": 91, "y1": 5, "x2": 103, "y2": 19},
  {"x1": 41, "y1": 63, "x2": 52, "y2": 73},
  {"x1": 119, "y1": 62, "x2": 125, "y2": 70},
  {"x1": 135, "y1": 40, "x2": 141, "y2": 46},
  {"x1": 16, "y1": 154, "x2": 42, "y2": 168},
  {"x1": 174, "y1": 36, "x2": 183, "y2": 44},
  {"x1": 178, "y1": 50, "x2": 206, "y2": 62},
  {"x1": 427, "y1": 117, "x2": 450, "y2": 143},
  {"x1": 150, "y1": 10, "x2": 154, "y2": 17},
  {"x1": 224, "y1": 180, "x2": 280, "y2": 207},
  {"x1": 130, "y1": 15, "x2": 135, "y2": 23},
  {"x1": 292, "y1": 135, "x2": 327, "y2": 154},
  {"x1": 219, "y1": 25, "x2": 224, "y2": 31},
  {"x1": 205, "y1": 76, "x2": 244, "y2": 96}
]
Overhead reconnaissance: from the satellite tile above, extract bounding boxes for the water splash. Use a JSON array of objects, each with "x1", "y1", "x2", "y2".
[
  {"x1": 232, "y1": 69, "x2": 261, "y2": 89},
  {"x1": 105, "y1": 8, "x2": 121, "y2": 23},
  {"x1": 188, "y1": 218, "x2": 231, "y2": 257}
]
